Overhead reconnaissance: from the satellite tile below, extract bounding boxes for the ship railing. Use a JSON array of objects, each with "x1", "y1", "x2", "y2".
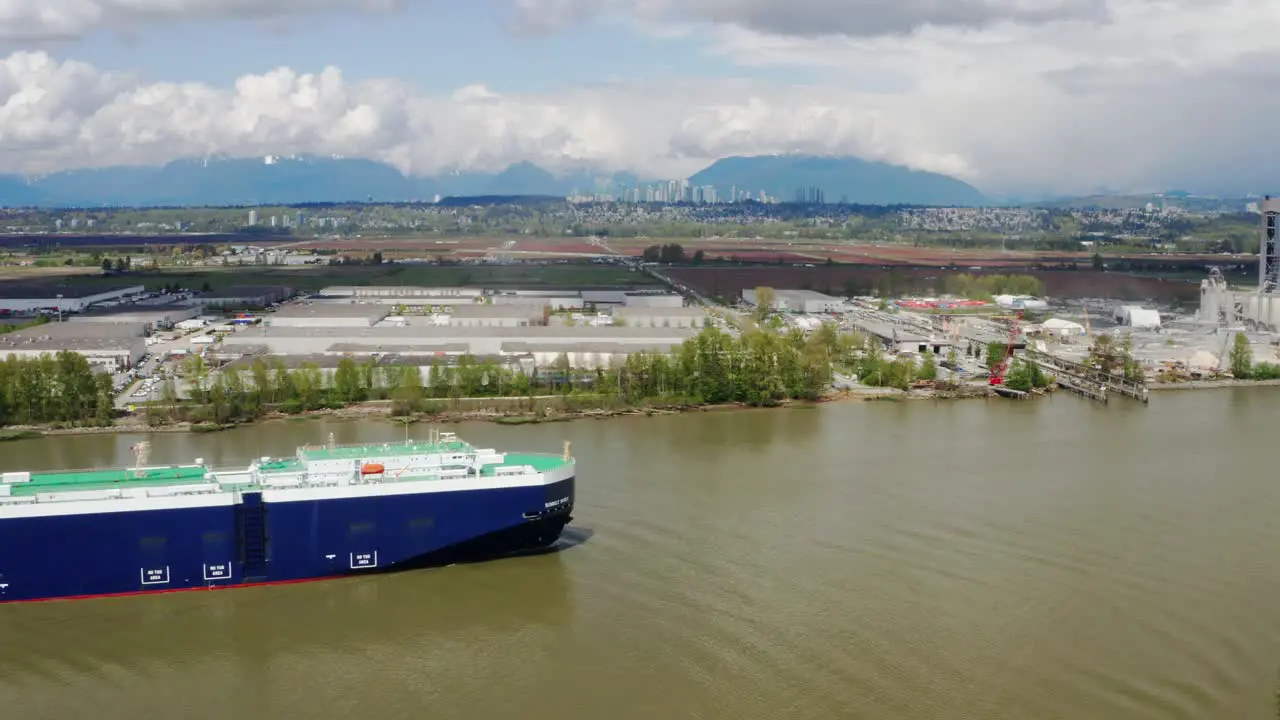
[
  {"x1": 297, "y1": 439, "x2": 475, "y2": 454},
  {"x1": 24, "y1": 462, "x2": 208, "y2": 478}
]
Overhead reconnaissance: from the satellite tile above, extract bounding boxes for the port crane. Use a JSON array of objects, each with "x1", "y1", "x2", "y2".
[{"x1": 988, "y1": 311, "x2": 1024, "y2": 386}]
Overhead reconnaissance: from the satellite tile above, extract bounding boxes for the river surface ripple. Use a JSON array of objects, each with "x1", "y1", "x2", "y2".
[{"x1": 1, "y1": 389, "x2": 1279, "y2": 719}]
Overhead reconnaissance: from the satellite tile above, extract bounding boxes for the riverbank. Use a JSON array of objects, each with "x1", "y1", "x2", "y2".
[
  {"x1": 1150, "y1": 378, "x2": 1280, "y2": 391},
  {"x1": 1, "y1": 384, "x2": 1002, "y2": 438},
  {"x1": 1, "y1": 397, "x2": 820, "y2": 438},
  {"x1": 10, "y1": 376, "x2": 1271, "y2": 439}
]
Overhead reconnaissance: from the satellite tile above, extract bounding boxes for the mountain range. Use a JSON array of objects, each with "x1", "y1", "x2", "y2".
[{"x1": 0, "y1": 154, "x2": 988, "y2": 208}]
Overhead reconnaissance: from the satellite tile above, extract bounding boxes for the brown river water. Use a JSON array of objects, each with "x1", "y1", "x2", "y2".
[{"x1": 1, "y1": 390, "x2": 1279, "y2": 719}]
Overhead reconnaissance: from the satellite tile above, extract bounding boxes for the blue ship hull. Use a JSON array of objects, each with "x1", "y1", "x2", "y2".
[{"x1": 0, "y1": 477, "x2": 574, "y2": 603}]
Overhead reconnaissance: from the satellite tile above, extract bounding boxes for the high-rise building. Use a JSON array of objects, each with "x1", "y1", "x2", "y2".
[{"x1": 248, "y1": 210, "x2": 258, "y2": 226}]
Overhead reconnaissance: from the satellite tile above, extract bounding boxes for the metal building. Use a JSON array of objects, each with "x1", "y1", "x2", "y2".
[
  {"x1": 612, "y1": 306, "x2": 708, "y2": 329},
  {"x1": 441, "y1": 304, "x2": 544, "y2": 328},
  {"x1": 191, "y1": 285, "x2": 293, "y2": 309},
  {"x1": 0, "y1": 284, "x2": 145, "y2": 314},
  {"x1": 267, "y1": 304, "x2": 389, "y2": 328},
  {"x1": 743, "y1": 289, "x2": 844, "y2": 314},
  {"x1": 68, "y1": 303, "x2": 199, "y2": 331},
  {"x1": 622, "y1": 292, "x2": 685, "y2": 308},
  {"x1": 0, "y1": 322, "x2": 147, "y2": 370},
  {"x1": 219, "y1": 326, "x2": 696, "y2": 363}
]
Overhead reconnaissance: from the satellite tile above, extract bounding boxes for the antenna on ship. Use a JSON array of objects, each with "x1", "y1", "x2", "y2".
[
  {"x1": 327, "y1": 432, "x2": 336, "y2": 450},
  {"x1": 130, "y1": 441, "x2": 151, "y2": 479},
  {"x1": 563, "y1": 440, "x2": 572, "y2": 462}
]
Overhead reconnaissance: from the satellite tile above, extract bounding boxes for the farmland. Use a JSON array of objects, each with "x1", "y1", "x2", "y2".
[
  {"x1": 666, "y1": 266, "x2": 1203, "y2": 305},
  {"x1": 0, "y1": 233, "x2": 289, "y2": 250},
  {"x1": 0, "y1": 231, "x2": 1244, "y2": 303}
]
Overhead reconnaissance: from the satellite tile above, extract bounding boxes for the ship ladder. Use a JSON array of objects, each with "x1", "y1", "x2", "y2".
[{"x1": 238, "y1": 492, "x2": 270, "y2": 581}]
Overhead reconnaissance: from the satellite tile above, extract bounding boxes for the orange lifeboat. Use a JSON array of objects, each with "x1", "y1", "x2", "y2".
[{"x1": 361, "y1": 463, "x2": 385, "y2": 475}]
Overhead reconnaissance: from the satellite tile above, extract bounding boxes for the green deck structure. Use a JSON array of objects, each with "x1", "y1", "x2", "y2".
[
  {"x1": 11, "y1": 442, "x2": 572, "y2": 498},
  {"x1": 14, "y1": 466, "x2": 211, "y2": 497}
]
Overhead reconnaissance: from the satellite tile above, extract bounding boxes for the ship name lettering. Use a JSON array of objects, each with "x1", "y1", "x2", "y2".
[{"x1": 544, "y1": 497, "x2": 569, "y2": 509}]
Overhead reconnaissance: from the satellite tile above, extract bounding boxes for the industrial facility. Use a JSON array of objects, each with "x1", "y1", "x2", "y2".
[
  {"x1": 67, "y1": 304, "x2": 200, "y2": 332},
  {"x1": 1199, "y1": 196, "x2": 1280, "y2": 331},
  {"x1": 742, "y1": 289, "x2": 844, "y2": 314},
  {"x1": 190, "y1": 285, "x2": 293, "y2": 309},
  {"x1": 0, "y1": 322, "x2": 146, "y2": 370},
  {"x1": 218, "y1": 325, "x2": 696, "y2": 369},
  {"x1": 612, "y1": 306, "x2": 708, "y2": 329},
  {"x1": 0, "y1": 284, "x2": 145, "y2": 314},
  {"x1": 0, "y1": 278, "x2": 713, "y2": 403},
  {"x1": 311, "y1": 285, "x2": 687, "y2": 312},
  {"x1": 266, "y1": 304, "x2": 390, "y2": 328}
]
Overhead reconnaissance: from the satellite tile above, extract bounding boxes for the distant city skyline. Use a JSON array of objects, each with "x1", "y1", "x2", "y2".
[{"x1": 0, "y1": 1, "x2": 1276, "y2": 197}]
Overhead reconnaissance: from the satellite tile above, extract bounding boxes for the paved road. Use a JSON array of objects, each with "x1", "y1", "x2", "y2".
[{"x1": 113, "y1": 330, "x2": 204, "y2": 409}]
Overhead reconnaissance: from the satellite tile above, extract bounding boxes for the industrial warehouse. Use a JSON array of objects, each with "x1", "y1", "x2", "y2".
[
  {"x1": 0, "y1": 284, "x2": 705, "y2": 410},
  {"x1": 0, "y1": 284, "x2": 146, "y2": 314},
  {"x1": 0, "y1": 321, "x2": 146, "y2": 371},
  {"x1": 218, "y1": 325, "x2": 695, "y2": 369}
]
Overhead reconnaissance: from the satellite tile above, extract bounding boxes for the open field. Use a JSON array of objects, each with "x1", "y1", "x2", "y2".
[
  {"x1": 667, "y1": 266, "x2": 1203, "y2": 304},
  {"x1": 288, "y1": 236, "x2": 612, "y2": 261},
  {"x1": 5, "y1": 231, "x2": 1255, "y2": 272},
  {"x1": 0, "y1": 233, "x2": 290, "y2": 249},
  {"x1": 0, "y1": 262, "x2": 660, "y2": 293},
  {"x1": 0, "y1": 266, "x2": 103, "y2": 280},
  {"x1": 593, "y1": 236, "x2": 1253, "y2": 271}
]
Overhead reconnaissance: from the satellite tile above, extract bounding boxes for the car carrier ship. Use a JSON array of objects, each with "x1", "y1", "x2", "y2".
[{"x1": 0, "y1": 430, "x2": 575, "y2": 603}]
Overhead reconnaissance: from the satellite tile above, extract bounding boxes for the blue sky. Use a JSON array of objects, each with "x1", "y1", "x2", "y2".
[
  {"x1": 0, "y1": 0, "x2": 1275, "y2": 195},
  {"x1": 37, "y1": 3, "x2": 809, "y2": 93}
]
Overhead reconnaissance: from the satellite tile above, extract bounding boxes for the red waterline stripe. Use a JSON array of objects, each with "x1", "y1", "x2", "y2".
[{"x1": 0, "y1": 574, "x2": 346, "y2": 605}]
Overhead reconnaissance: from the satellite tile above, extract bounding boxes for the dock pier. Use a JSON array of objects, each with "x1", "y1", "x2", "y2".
[{"x1": 1024, "y1": 348, "x2": 1148, "y2": 405}]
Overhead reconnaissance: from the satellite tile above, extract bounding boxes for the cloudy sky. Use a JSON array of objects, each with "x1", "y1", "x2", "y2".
[{"x1": 0, "y1": 0, "x2": 1275, "y2": 196}]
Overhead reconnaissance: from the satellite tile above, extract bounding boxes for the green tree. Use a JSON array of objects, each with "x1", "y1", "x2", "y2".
[
  {"x1": 1230, "y1": 332, "x2": 1253, "y2": 379},
  {"x1": 390, "y1": 365, "x2": 424, "y2": 416},
  {"x1": 333, "y1": 357, "x2": 366, "y2": 402},
  {"x1": 918, "y1": 352, "x2": 938, "y2": 381},
  {"x1": 945, "y1": 346, "x2": 959, "y2": 384},
  {"x1": 986, "y1": 341, "x2": 1007, "y2": 368},
  {"x1": 752, "y1": 286, "x2": 775, "y2": 323}
]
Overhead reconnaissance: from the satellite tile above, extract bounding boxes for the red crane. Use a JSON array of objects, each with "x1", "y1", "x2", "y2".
[{"x1": 988, "y1": 311, "x2": 1024, "y2": 386}]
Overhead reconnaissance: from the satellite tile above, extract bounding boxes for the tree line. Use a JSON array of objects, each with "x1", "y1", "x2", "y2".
[
  {"x1": 944, "y1": 273, "x2": 1045, "y2": 301},
  {"x1": 0, "y1": 353, "x2": 116, "y2": 427},
  {"x1": 148, "y1": 325, "x2": 844, "y2": 426},
  {"x1": 1228, "y1": 333, "x2": 1280, "y2": 380}
]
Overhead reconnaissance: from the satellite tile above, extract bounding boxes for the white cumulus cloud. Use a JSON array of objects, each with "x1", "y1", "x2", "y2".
[
  {"x1": 504, "y1": 0, "x2": 1114, "y2": 37},
  {"x1": 0, "y1": 0, "x2": 400, "y2": 41},
  {"x1": 0, "y1": 0, "x2": 1278, "y2": 196}
]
